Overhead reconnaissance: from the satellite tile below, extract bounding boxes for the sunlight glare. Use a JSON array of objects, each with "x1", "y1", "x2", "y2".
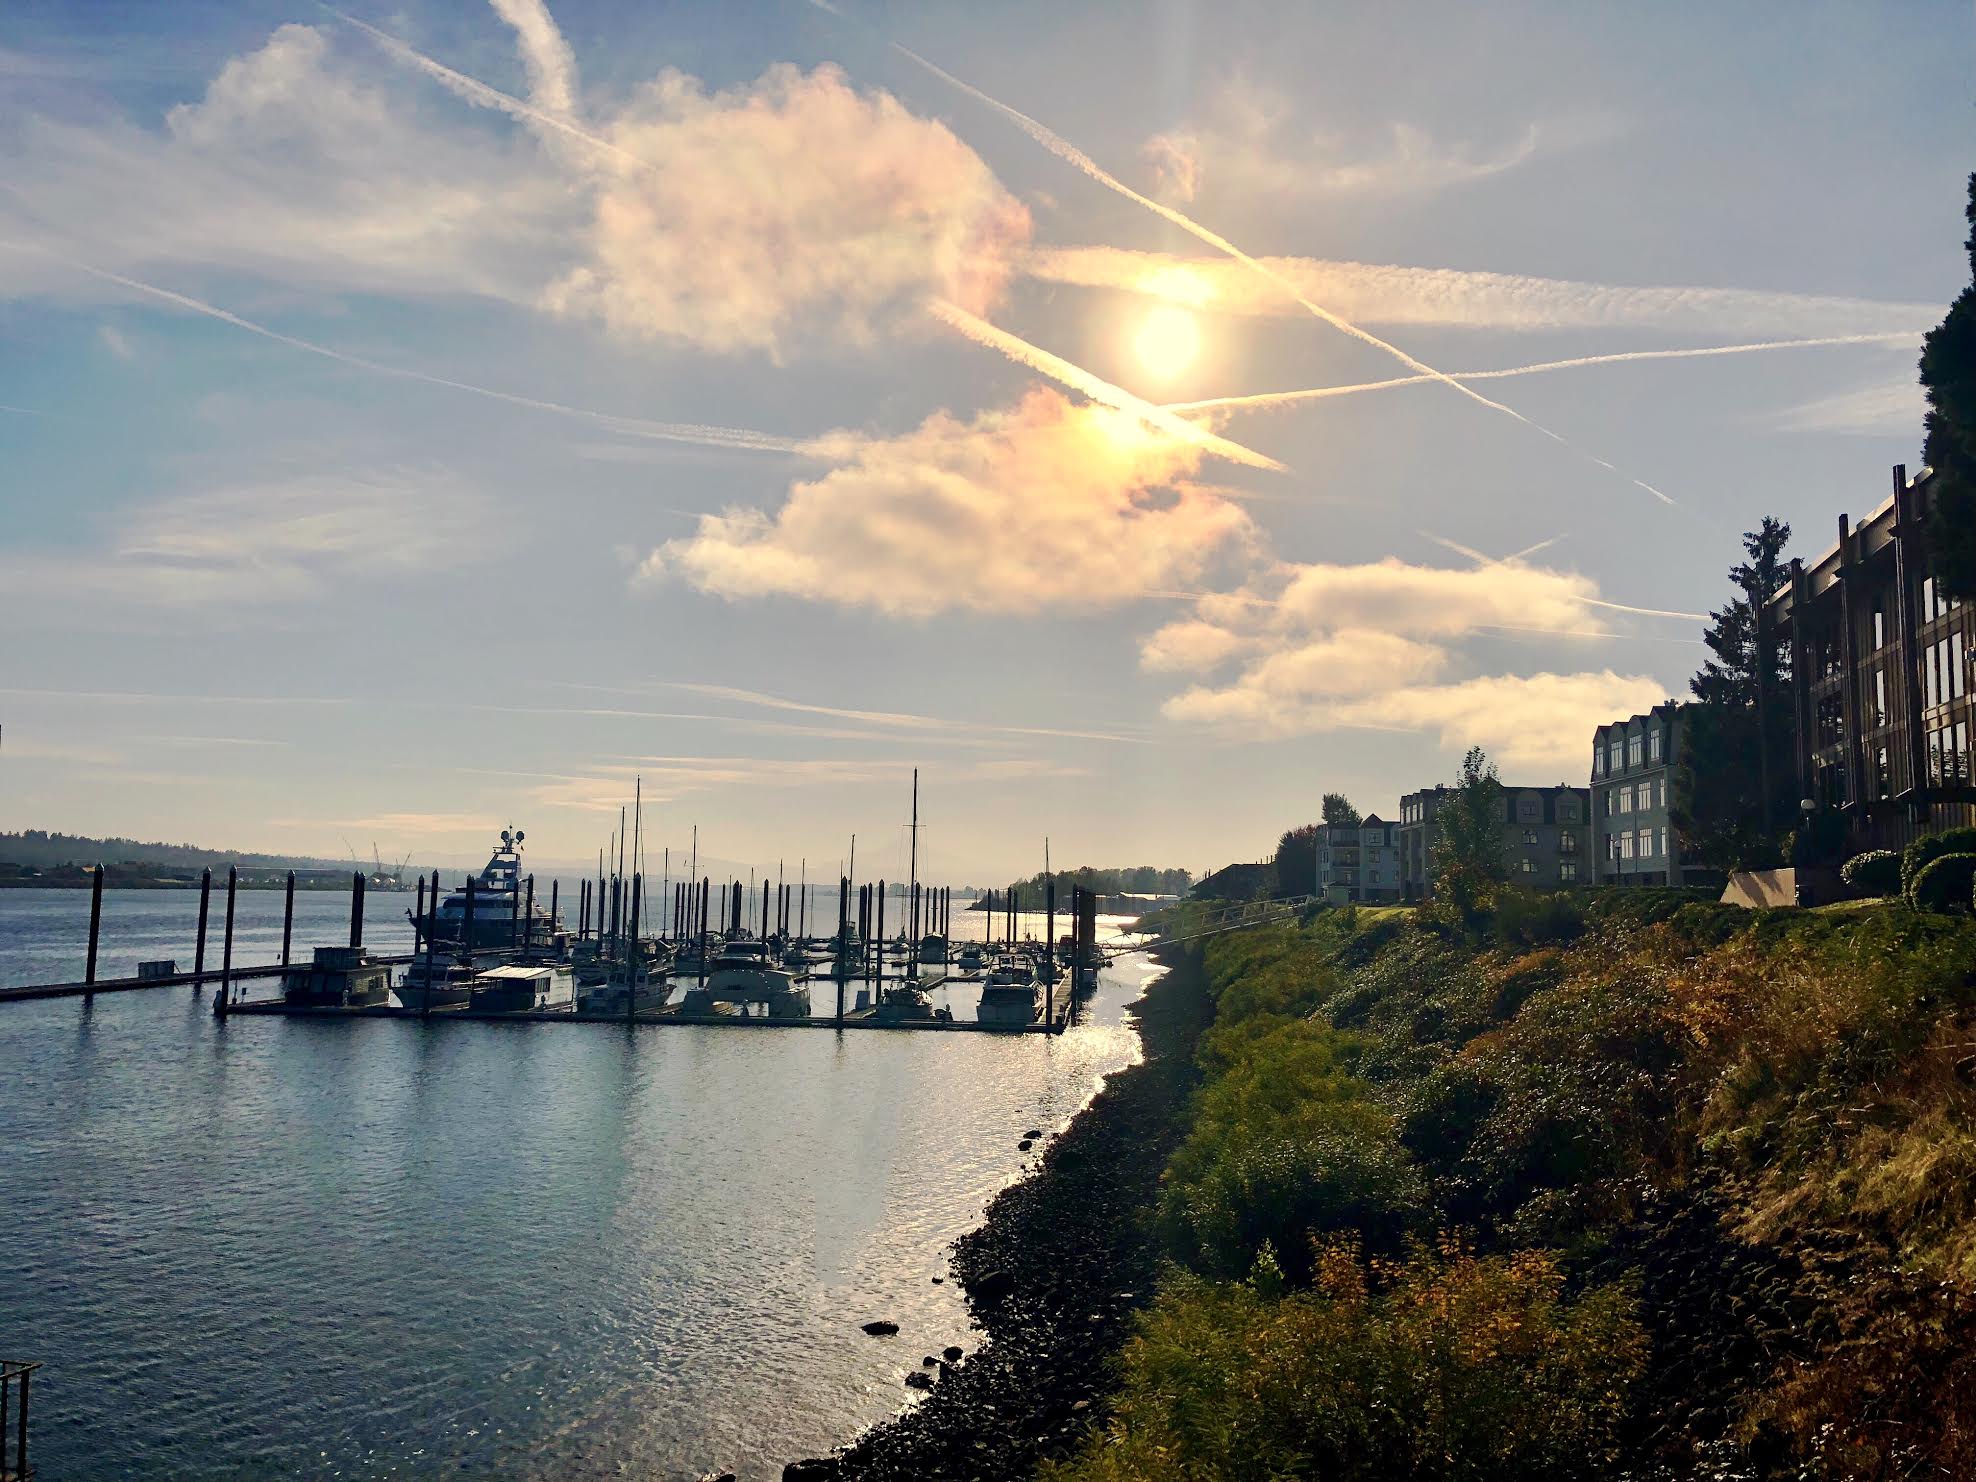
[{"x1": 1133, "y1": 304, "x2": 1201, "y2": 383}]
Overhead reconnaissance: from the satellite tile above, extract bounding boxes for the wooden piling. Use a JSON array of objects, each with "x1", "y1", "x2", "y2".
[
  {"x1": 875, "y1": 881, "x2": 886, "y2": 987},
  {"x1": 548, "y1": 879, "x2": 558, "y2": 944},
  {"x1": 422, "y1": 868, "x2": 440, "y2": 1018},
  {"x1": 697, "y1": 877, "x2": 711, "y2": 988},
  {"x1": 194, "y1": 867, "x2": 211, "y2": 991},
  {"x1": 414, "y1": 876, "x2": 426, "y2": 954},
  {"x1": 218, "y1": 866, "x2": 237, "y2": 1015},
  {"x1": 85, "y1": 863, "x2": 104, "y2": 986},
  {"x1": 282, "y1": 870, "x2": 296, "y2": 967},
  {"x1": 627, "y1": 873, "x2": 642, "y2": 1026},
  {"x1": 523, "y1": 876, "x2": 535, "y2": 950},
  {"x1": 349, "y1": 870, "x2": 366, "y2": 951},
  {"x1": 1045, "y1": 880, "x2": 1056, "y2": 1026}
]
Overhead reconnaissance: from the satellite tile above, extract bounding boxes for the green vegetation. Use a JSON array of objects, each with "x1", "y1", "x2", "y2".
[
  {"x1": 1903, "y1": 824, "x2": 1976, "y2": 901},
  {"x1": 991, "y1": 864, "x2": 1193, "y2": 899},
  {"x1": 1838, "y1": 847, "x2": 1901, "y2": 896},
  {"x1": 1048, "y1": 879, "x2": 1976, "y2": 1479},
  {"x1": 1910, "y1": 852, "x2": 1976, "y2": 913},
  {"x1": 1922, "y1": 172, "x2": 1976, "y2": 599}
]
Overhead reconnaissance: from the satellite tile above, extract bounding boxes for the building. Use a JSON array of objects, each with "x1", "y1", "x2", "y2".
[
  {"x1": 1317, "y1": 816, "x2": 1401, "y2": 903},
  {"x1": 1763, "y1": 465, "x2": 1976, "y2": 852},
  {"x1": 1397, "y1": 785, "x2": 1591, "y2": 899},
  {"x1": 1590, "y1": 704, "x2": 1704, "y2": 886}
]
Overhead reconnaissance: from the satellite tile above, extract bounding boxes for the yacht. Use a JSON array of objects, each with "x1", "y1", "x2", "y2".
[
  {"x1": 956, "y1": 943, "x2": 985, "y2": 974},
  {"x1": 917, "y1": 933, "x2": 947, "y2": 965},
  {"x1": 415, "y1": 828, "x2": 561, "y2": 949},
  {"x1": 396, "y1": 955, "x2": 479, "y2": 1011},
  {"x1": 692, "y1": 937, "x2": 809, "y2": 1018},
  {"x1": 577, "y1": 962, "x2": 666, "y2": 1016},
  {"x1": 976, "y1": 960, "x2": 1041, "y2": 1029}
]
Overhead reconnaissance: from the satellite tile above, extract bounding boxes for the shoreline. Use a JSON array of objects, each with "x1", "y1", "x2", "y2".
[{"x1": 783, "y1": 941, "x2": 1209, "y2": 1480}]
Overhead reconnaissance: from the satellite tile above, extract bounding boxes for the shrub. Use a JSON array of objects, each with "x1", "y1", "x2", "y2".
[
  {"x1": 1902, "y1": 826, "x2": 1976, "y2": 896},
  {"x1": 1839, "y1": 849, "x2": 1902, "y2": 897},
  {"x1": 1041, "y1": 1242, "x2": 1647, "y2": 1482},
  {"x1": 1908, "y1": 852, "x2": 1976, "y2": 914},
  {"x1": 1494, "y1": 889, "x2": 1585, "y2": 949}
]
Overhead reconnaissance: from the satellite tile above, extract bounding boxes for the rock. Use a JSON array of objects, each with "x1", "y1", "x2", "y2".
[
  {"x1": 943, "y1": 1345, "x2": 964, "y2": 1362},
  {"x1": 1072, "y1": 1398, "x2": 1090, "y2": 1412},
  {"x1": 783, "y1": 1462, "x2": 839, "y2": 1481},
  {"x1": 861, "y1": 1320, "x2": 899, "y2": 1336},
  {"x1": 1024, "y1": 1129, "x2": 1044, "y2": 1139},
  {"x1": 905, "y1": 1370, "x2": 935, "y2": 1390},
  {"x1": 1017, "y1": 1140, "x2": 1033, "y2": 1151},
  {"x1": 930, "y1": 1275, "x2": 944, "y2": 1284},
  {"x1": 972, "y1": 1268, "x2": 1017, "y2": 1303},
  {"x1": 922, "y1": 1354, "x2": 939, "y2": 1366},
  {"x1": 701, "y1": 1474, "x2": 738, "y2": 1482}
]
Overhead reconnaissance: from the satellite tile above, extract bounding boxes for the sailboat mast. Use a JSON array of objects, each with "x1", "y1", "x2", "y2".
[{"x1": 908, "y1": 767, "x2": 919, "y2": 941}]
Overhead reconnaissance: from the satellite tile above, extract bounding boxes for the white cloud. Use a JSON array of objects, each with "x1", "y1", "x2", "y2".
[
  {"x1": 647, "y1": 387, "x2": 1256, "y2": 615},
  {"x1": 488, "y1": 0, "x2": 581, "y2": 116},
  {"x1": 0, "y1": 470, "x2": 499, "y2": 609},
  {"x1": 1772, "y1": 375, "x2": 1926, "y2": 436},
  {"x1": 1149, "y1": 555, "x2": 1672, "y2": 767},
  {"x1": 97, "y1": 324, "x2": 135, "y2": 360},
  {"x1": 1143, "y1": 79, "x2": 1546, "y2": 204},
  {"x1": 542, "y1": 63, "x2": 1031, "y2": 357}
]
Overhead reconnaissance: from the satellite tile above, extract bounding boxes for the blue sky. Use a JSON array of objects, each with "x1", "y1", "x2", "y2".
[{"x1": 0, "y1": 0, "x2": 1968, "y2": 882}]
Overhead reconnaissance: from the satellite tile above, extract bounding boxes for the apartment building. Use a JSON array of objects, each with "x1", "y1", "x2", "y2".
[
  {"x1": 1316, "y1": 816, "x2": 1401, "y2": 903},
  {"x1": 1591, "y1": 704, "x2": 1702, "y2": 886},
  {"x1": 1397, "y1": 785, "x2": 1591, "y2": 899},
  {"x1": 1763, "y1": 464, "x2": 1976, "y2": 852}
]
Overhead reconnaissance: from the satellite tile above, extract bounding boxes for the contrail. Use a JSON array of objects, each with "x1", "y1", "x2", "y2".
[
  {"x1": 927, "y1": 299, "x2": 1286, "y2": 471},
  {"x1": 322, "y1": 6, "x2": 650, "y2": 174},
  {"x1": 1166, "y1": 331, "x2": 1927, "y2": 414},
  {"x1": 1, "y1": 243, "x2": 809, "y2": 454},
  {"x1": 887, "y1": 40, "x2": 1680, "y2": 506}
]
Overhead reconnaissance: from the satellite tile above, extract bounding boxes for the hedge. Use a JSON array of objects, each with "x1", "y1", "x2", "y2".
[
  {"x1": 1909, "y1": 852, "x2": 1976, "y2": 914},
  {"x1": 1903, "y1": 827, "x2": 1976, "y2": 898},
  {"x1": 1840, "y1": 849, "x2": 1903, "y2": 897}
]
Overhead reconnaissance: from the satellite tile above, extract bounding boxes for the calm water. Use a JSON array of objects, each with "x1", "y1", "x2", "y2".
[{"x1": 0, "y1": 889, "x2": 1154, "y2": 1479}]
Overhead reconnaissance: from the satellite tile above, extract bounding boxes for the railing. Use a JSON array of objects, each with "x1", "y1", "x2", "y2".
[{"x1": 1, "y1": 1359, "x2": 38, "y2": 1482}]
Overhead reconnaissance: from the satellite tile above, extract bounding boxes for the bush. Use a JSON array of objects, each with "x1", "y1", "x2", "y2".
[
  {"x1": 1902, "y1": 826, "x2": 1976, "y2": 896},
  {"x1": 1839, "y1": 849, "x2": 1902, "y2": 897},
  {"x1": 1908, "y1": 852, "x2": 1976, "y2": 914},
  {"x1": 1041, "y1": 1242, "x2": 1647, "y2": 1482},
  {"x1": 1494, "y1": 889, "x2": 1585, "y2": 948}
]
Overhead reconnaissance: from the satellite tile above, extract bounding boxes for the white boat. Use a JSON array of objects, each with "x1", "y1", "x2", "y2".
[
  {"x1": 956, "y1": 943, "x2": 985, "y2": 973},
  {"x1": 697, "y1": 938, "x2": 810, "y2": 1017},
  {"x1": 396, "y1": 956, "x2": 479, "y2": 1011},
  {"x1": 977, "y1": 961, "x2": 1041, "y2": 1029},
  {"x1": 469, "y1": 962, "x2": 575, "y2": 1013},
  {"x1": 577, "y1": 967, "x2": 666, "y2": 1016}
]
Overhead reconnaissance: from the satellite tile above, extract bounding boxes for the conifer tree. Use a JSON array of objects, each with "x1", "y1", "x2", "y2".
[{"x1": 1922, "y1": 173, "x2": 1976, "y2": 597}]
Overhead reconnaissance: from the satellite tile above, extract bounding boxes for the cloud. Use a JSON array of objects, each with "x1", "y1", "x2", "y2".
[
  {"x1": 541, "y1": 63, "x2": 1031, "y2": 356},
  {"x1": 1148, "y1": 555, "x2": 1674, "y2": 767},
  {"x1": 0, "y1": 470, "x2": 500, "y2": 609},
  {"x1": 1, "y1": 24, "x2": 572, "y2": 303},
  {"x1": 97, "y1": 323, "x2": 135, "y2": 360},
  {"x1": 487, "y1": 0, "x2": 581, "y2": 116},
  {"x1": 1771, "y1": 374, "x2": 1926, "y2": 436},
  {"x1": 1142, "y1": 79, "x2": 1545, "y2": 203},
  {"x1": 1026, "y1": 246, "x2": 1934, "y2": 339},
  {"x1": 647, "y1": 387, "x2": 1256, "y2": 615}
]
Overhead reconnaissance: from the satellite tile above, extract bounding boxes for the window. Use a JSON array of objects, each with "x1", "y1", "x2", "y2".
[
  {"x1": 1873, "y1": 605, "x2": 1886, "y2": 651},
  {"x1": 1559, "y1": 860, "x2": 1579, "y2": 883},
  {"x1": 1522, "y1": 828, "x2": 1539, "y2": 845},
  {"x1": 1660, "y1": 828, "x2": 1669, "y2": 859},
  {"x1": 1560, "y1": 833, "x2": 1579, "y2": 855},
  {"x1": 1518, "y1": 858, "x2": 1536, "y2": 874},
  {"x1": 1592, "y1": 746, "x2": 1605, "y2": 779},
  {"x1": 1557, "y1": 796, "x2": 1580, "y2": 823},
  {"x1": 1648, "y1": 728, "x2": 1662, "y2": 763},
  {"x1": 1620, "y1": 831, "x2": 1636, "y2": 861},
  {"x1": 1641, "y1": 830, "x2": 1657, "y2": 858},
  {"x1": 1873, "y1": 669, "x2": 1888, "y2": 730},
  {"x1": 1608, "y1": 740, "x2": 1623, "y2": 774},
  {"x1": 1628, "y1": 733, "x2": 1644, "y2": 767}
]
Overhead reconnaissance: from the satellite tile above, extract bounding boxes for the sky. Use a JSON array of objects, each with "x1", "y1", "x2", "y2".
[{"x1": 0, "y1": 0, "x2": 1970, "y2": 885}]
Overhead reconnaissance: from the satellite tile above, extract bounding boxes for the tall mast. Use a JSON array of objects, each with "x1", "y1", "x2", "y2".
[{"x1": 908, "y1": 767, "x2": 919, "y2": 938}]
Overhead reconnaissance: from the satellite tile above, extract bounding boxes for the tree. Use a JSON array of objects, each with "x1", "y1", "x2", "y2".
[
  {"x1": 1923, "y1": 173, "x2": 1976, "y2": 599},
  {"x1": 1674, "y1": 518, "x2": 1796, "y2": 872},
  {"x1": 1430, "y1": 747, "x2": 1506, "y2": 928},
  {"x1": 1321, "y1": 793, "x2": 1362, "y2": 828},
  {"x1": 1273, "y1": 824, "x2": 1320, "y2": 898}
]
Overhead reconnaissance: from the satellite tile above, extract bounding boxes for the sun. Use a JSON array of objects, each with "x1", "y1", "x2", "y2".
[{"x1": 1133, "y1": 304, "x2": 1201, "y2": 383}]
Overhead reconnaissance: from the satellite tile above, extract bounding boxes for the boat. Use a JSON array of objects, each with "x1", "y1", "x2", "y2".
[
  {"x1": 976, "y1": 960, "x2": 1041, "y2": 1029},
  {"x1": 396, "y1": 955, "x2": 479, "y2": 1011},
  {"x1": 874, "y1": 980, "x2": 946, "y2": 1023},
  {"x1": 956, "y1": 943, "x2": 985, "y2": 973},
  {"x1": 414, "y1": 828, "x2": 561, "y2": 950},
  {"x1": 917, "y1": 933, "x2": 947, "y2": 965},
  {"x1": 577, "y1": 964, "x2": 665, "y2": 1016},
  {"x1": 283, "y1": 945, "x2": 391, "y2": 1007},
  {"x1": 695, "y1": 937, "x2": 810, "y2": 1017},
  {"x1": 469, "y1": 962, "x2": 575, "y2": 1013}
]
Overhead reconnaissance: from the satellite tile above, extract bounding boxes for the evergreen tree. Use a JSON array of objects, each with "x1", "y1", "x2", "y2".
[
  {"x1": 1272, "y1": 824, "x2": 1320, "y2": 897},
  {"x1": 1673, "y1": 518, "x2": 1796, "y2": 871},
  {"x1": 1430, "y1": 747, "x2": 1506, "y2": 928},
  {"x1": 1922, "y1": 173, "x2": 1976, "y2": 598}
]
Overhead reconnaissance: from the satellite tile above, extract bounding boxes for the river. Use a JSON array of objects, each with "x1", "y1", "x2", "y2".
[{"x1": 0, "y1": 888, "x2": 1155, "y2": 1479}]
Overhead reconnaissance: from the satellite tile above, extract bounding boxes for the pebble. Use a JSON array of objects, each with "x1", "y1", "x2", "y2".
[{"x1": 860, "y1": 1320, "x2": 899, "y2": 1337}]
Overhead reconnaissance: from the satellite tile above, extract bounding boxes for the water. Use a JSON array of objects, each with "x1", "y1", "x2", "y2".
[{"x1": 0, "y1": 889, "x2": 1154, "y2": 1479}]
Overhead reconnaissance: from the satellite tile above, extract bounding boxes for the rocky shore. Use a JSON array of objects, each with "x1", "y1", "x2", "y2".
[{"x1": 781, "y1": 943, "x2": 1209, "y2": 1481}]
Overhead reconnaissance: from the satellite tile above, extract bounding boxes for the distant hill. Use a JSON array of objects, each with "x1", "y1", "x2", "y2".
[{"x1": 1, "y1": 830, "x2": 362, "y2": 874}]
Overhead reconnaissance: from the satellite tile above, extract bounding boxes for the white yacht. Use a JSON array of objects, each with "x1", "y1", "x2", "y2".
[
  {"x1": 416, "y1": 828, "x2": 560, "y2": 950},
  {"x1": 977, "y1": 960, "x2": 1041, "y2": 1029},
  {"x1": 469, "y1": 962, "x2": 575, "y2": 1013},
  {"x1": 693, "y1": 938, "x2": 809, "y2": 1017}
]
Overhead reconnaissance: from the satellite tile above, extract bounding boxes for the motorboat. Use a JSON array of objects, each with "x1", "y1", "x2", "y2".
[
  {"x1": 976, "y1": 960, "x2": 1041, "y2": 1029},
  {"x1": 283, "y1": 946, "x2": 391, "y2": 1007},
  {"x1": 396, "y1": 955, "x2": 479, "y2": 1011},
  {"x1": 917, "y1": 933, "x2": 947, "y2": 965},
  {"x1": 693, "y1": 937, "x2": 810, "y2": 1018},
  {"x1": 577, "y1": 963, "x2": 666, "y2": 1016},
  {"x1": 956, "y1": 943, "x2": 985, "y2": 973}
]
